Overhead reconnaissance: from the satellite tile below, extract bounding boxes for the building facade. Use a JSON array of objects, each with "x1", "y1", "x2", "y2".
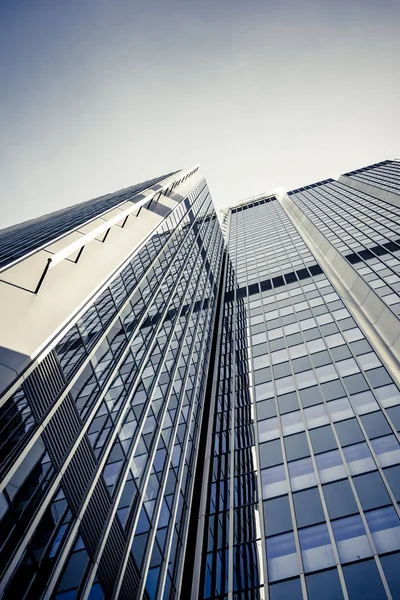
[
  {"x1": 193, "y1": 158, "x2": 400, "y2": 600},
  {"x1": 0, "y1": 167, "x2": 225, "y2": 599},
  {"x1": 0, "y1": 158, "x2": 400, "y2": 600}
]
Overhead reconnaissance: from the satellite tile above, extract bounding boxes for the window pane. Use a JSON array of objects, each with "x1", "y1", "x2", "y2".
[
  {"x1": 266, "y1": 532, "x2": 299, "y2": 582},
  {"x1": 306, "y1": 569, "x2": 344, "y2": 600},
  {"x1": 316, "y1": 449, "x2": 346, "y2": 483},
  {"x1": 263, "y1": 496, "x2": 293, "y2": 536},
  {"x1": 343, "y1": 442, "x2": 375, "y2": 475},
  {"x1": 323, "y1": 480, "x2": 358, "y2": 519},
  {"x1": 380, "y1": 553, "x2": 400, "y2": 600},
  {"x1": 331, "y1": 515, "x2": 372, "y2": 562},
  {"x1": 293, "y1": 488, "x2": 325, "y2": 527},
  {"x1": 365, "y1": 506, "x2": 400, "y2": 553},
  {"x1": 299, "y1": 523, "x2": 335, "y2": 572},
  {"x1": 343, "y1": 560, "x2": 387, "y2": 600},
  {"x1": 269, "y1": 578, "x2": 303, "y2": 600},
  {"x1": 288, "y1": 457, "x2": 317, "y2": 491},
  {"x1": 371, "y1": 435, "x2": 400, "y2": 467},
  {"x1": 261, "y1": 464, "x2": 287, "y2": 499},
  {"x1": 353, "y1": 472, "x2": 391, "y2": 510}
]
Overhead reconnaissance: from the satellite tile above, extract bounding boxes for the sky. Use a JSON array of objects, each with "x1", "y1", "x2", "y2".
[{"x1": 0, "y1": 0, "x2": 399, "y2": 228}]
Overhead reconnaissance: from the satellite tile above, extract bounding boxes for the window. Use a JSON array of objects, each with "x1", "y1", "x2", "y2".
[
  {"x1": 316, "y1": 449, "x2": 346, "y2": 483},
  {"x1": 383, "y1": 465, "x2": 400, "y2": 501},
  {"x1": 331, "y1": 514, "x2": 372, "y2": 562},
  {"x1": 269, "y1": 578, "x2": 303, "y2": 600},
  {"x1": 323, "y1": 479, "x2": 358, "y2": 519},
  {"x1": 343, "y1": 442, "x2": 375, "y2": 475},
  {"x1": 353, "y1": 471, "x2": 391, "y2": 510},
  {"x1": 335, "y1": 418, "x2": 364, "y2": 446},
  {"x1": 288, "y1": 456, "x2": 317, "y2": 491},
  {"x1": 371, "y1": 435, "x2": 400, "y2": 467},
  {"x1": 306, "y1": 569, "x2": 344, "y2": 600},
  {"x1": 266, "y1": 531, "x2": 299, "y2": 581},
  {"x1": 299, "y1": 523, "x2": 335, "y2": 572},
  {"x1": 360, "y1": 412, "x2": 391, "y2": 439},
  {"x1": 259, "y1": 440, "x2": 283, "y2": 468},
  {"x1": 261, "y1": 465, "x2": 288, "y2": 499},
  {"x1": 284, "y1": 432, "x2": 310, "y2": 461},
  {"x1": 293, "y1": 488, "x2": 325, "y2": 527},
  {"x1": 365, "y1": 506, "x2": 400, "y2": 553},
  {"x1": 263, "y1": 496, "x2": 293, "y2": 536},
  {"x1": 380, "y1": 553, "x2": 400, "y2": 600},
  {"x1": 309, "y1": 425, "x2": 337, "y2": 454},
  {"x1": 343, "y1": 559, "x2": 387, "y2": 600}
]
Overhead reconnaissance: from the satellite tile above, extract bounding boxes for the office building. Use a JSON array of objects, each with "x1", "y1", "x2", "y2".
[
  {"x1": 0, "y1": 158, "x2": 400, "y2": 600},
  {"x1": 0, "y1": 167, "x2": 225, "y2": 599},
  {"x1": 193, "y1": 158, "x2": 400, "y2": 600}
]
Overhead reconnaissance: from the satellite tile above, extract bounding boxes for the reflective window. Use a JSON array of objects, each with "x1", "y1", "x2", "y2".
[
  {"x1": 343, "y1": 559, "x2": 387, "y2": 600},
  {"x1": 299, "y1": 523, "x2": 335, "y2": 572},
  {"x1": 365, "y1": 506, "x2": 400, "y2": 553},
  {"x1": 380, "y1": 553, "x2": 400, "y2": 600},
  {"x1": 266, "y1": 532, "x2": 299, "y2": 582},
  {"x1": 263, "y1": 496, "x2": 293, "y2": 536},
  {"x1": 353, "y1": 471, "x2": 391, "y2": 510},
  {"x1": 323, "y1": 479, "x2": 358, "y2": 519},
  {"x1": 261, "y1": 464, "x2": 288, "y2": 499},
  {"x1": 288, "y1": 457, "x2": 317, "y2": 491},
  {"x1": 306, "y1": 569, "x2": 344, "y2": 600},
  {"x1": 331, "y1": 515, "x2": 372, "y2": 562},
  {"x1": 293, "y1": 488, "x2": 325, "y2": 527}
]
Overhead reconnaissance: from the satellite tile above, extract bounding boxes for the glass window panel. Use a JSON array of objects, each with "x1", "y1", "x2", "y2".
[
  {"x1": 263, "y1": 495, "x2": 293, "y2": 536},
  {"x1": 365, "y1": 506, "x2": 400, "y2": 553},
  {"x1": 343, "y1": 442, "x2": 376, "y2": 475},
  {"x1": 353, "y1": 471, "x2": 391, "y2": 510},
  {"x1": 266, "y1": 532, "x2": 299, "y2": 582},
  {"x1": 357, "y1": 352, "x2": 382, "y2": 371},
  {"x1": 299, "y1": 523, "x2": 335, "y2": 572},
  {"x1": 284, "y1": 432, "x2": 310, "y2": 461},
  {"x1": 351, "y1": 390, "x2": 379, "y2": 415},
  {"x1": 323, "y1": 480, "x2": 358, "y2": 519},
  {"x1": 331, "y1": 514, "x2": 372, "y2": 563},
  {"x1": 306, "y1": 569, "x2": 344, "y2": 600},
  {"x1": 269, "y1": 578, "x2": 303, "y2": 600},
  {"x1": 288, "y1": 457, "x2": 317, "y2": 491},
  {"x1": 258, "y1": 417, "x2": 280, "y2": 442},
  {"x1": 375, "y1": 384, "x2": 400, "y2": 408},
  {"x1": 380, "y1": 553, "x2": 400, "y2": 600},
  {"x1": 316, "y1": 449, "x2": 346, "y2": 483},
  {"x1": 371, "y1": 435, "x2": 400, "y2": 467},
  {"x1": 328, "y1": 398, "x2": 354, "y2": 421},
  {"x1": 360, "y1": 412, "x2": 392, "y2": 439},
  {"x1": 261, "y1": 464, "x2": 288, "y2": 499},
  {"x1": 335, "y1": 358, "x2": 360, "y2": 377},
  {"x1": 304, "y1": 404, "x2": 329, "y2": 429},
  {"x1": 281, "y1": 411, "x2": 304, "y2": 435},
  {"x1": 293, "y1": 487, "x2": 325, "y2": 527},
  {"x1": 309, "y1": 425, "x2": 337, "y2": 454},
  {"x1": 383, "y1": 465, "x2": 400, "y2": 502},
  {"x1": 296, "y1": 370, "x2": 318, "y2": 389},
  {"x1": 335, "y1": 418, "x2": 364, "y2": 446},
  {"x1": 343, "y1": 559, "x2": 387, "y2": 600},
  {"x1": 260, "y1": 440, "x2": 283, "y2": 469}
]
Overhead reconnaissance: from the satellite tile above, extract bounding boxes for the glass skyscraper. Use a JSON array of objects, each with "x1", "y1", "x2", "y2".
[{"x1": 0, "y1": 158, "x2": 400, "y2": 600}]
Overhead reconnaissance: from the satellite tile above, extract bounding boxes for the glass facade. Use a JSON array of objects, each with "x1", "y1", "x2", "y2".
[
  {"x1": 198, "y1": 167, "x2": 400, "y2": 599},
  {"x1": 0, "y1": 171, "x2": 225, "y2": 599},
  {"x1": 0, "y1": 158, "x2": 399, "y2": 599}
]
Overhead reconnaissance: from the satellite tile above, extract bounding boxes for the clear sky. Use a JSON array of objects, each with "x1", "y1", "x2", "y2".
[{"x1": 0, "y1": 0, "x2": 399, "y2": 227}]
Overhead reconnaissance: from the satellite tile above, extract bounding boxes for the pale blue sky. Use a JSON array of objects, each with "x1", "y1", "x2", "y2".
[{"x1": 0, "y1": 0, "x2": 399, "y2": 227}]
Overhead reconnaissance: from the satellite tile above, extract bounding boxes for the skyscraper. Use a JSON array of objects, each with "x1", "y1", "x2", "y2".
[
  {"x1": 0, "y1": 167, "x2": 225, "y2": 599},
  {"x1": 0, "y1": 158, "x2": 400, "y2": 600},
  {"x1": 192, "y1": 158, "x2": 400, "y2": 600}
]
